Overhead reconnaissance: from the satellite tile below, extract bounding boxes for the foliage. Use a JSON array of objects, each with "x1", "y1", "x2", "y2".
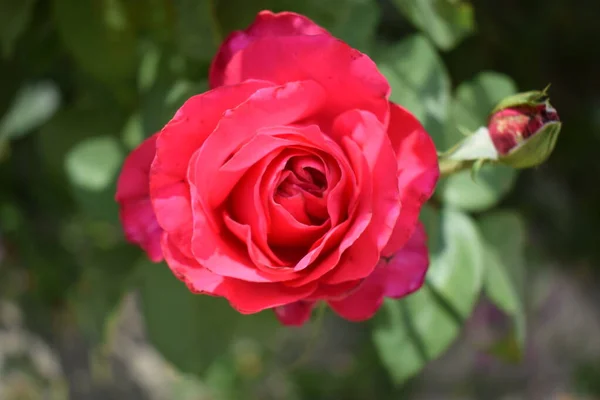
[{"x1": 0, "y1": 0, "x2": 589, "y2": 398}]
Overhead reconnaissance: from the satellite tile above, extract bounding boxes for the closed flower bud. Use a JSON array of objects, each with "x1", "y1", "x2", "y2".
[{"x1": 488, "y1": 89, "x2": 561, "y2": 168}]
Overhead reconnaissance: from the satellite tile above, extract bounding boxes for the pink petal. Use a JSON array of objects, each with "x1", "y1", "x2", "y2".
[
  {"x1": 225, "y1": 279, "x2": 319, "y2": 314},
  {"x1": 119, "y1": 199, "x2": 163, "y2": 262},
  {"x1": 188, "y1": 82, "x2": 326, "y2": 282},
  {"x1": 216, "y1": 34, "x2": 390, "y2": 124},
  {"x1": 327, "y1": 268, "x2": 386, "y2": 322},
  {"x1": 327, "y1": 223, "x2": 430, "y2": 321},
  {"x1": 382, "y1": 102, "x2": 439, "y2": 257},
  {"x1": 161, "y1": 234, "x2": 226, "y2": 296},
  {"x1": 383, "y1": 222, "x2": 430, "y2": 299},
  {"x1": 210, "y1": 11, "x2": 328, "y2": 88},
  {"x1": 274, "y1": 301, "x2": 316, "y2": 326},
  {"x1": 150, "y1": 80, "x2": 274, "y2": 253},
  {"x1": 116, "y1": 134, "x2": 158, "y2": 200},
  {"x1": 115, "y1": 134, "x2": 163, "y2": 261},
  {"x1": 323, "y1": 110, "x2": 401, "y2": 285}
]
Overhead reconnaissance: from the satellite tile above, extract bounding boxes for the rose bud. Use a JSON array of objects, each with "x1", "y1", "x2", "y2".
[{"x1": 488, "y1": 89, "x2": 561, "y2": 169}]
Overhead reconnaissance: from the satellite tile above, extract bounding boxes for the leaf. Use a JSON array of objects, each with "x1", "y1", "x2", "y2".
[
  {"x1": 440, "y1": 164, "x2": 517, "y2": 212},
  {"x1": 0, "y1": 0, "x2": 36, "y2": 57},
  {"x1": 38, "y1": 106, "x2": 126, "y2": 221},
  {"x1": 392, "y1": 0, "x2": 475, "y2": 51},
  {"x1": 325, "y1": 0, "x2": 380, "y2": 53},
  {"x1": 423, "y1": 207, "x2": 485, "y2": 317},
  {"x1": 68, "y1": 244, "x2": 139, "y2": 343},
  {"x1": 0, "y1": 81, "x2": 61, "y2": 141},
  {"x1": 173, "y1": 0, "x2": 220, "y2": 62},
  {"x1": 439, "y1": 72, "x2": 519, "y2": 212},
  {"x1": 138, "y1": 260, "x2": 279, "y2": 376},
  {"x1": 140, "y1": 51, "x2": 207, "y2": 134},
  {"x1": 479, "y1": 211, "x2": 527, "y2": 348},
  {"x1": 121, "y1": 113, "x2": 144, "y2": 150},
  {"x1": 65, "y1": 136, "x2": 124, "y2": 192},
  {"x1": 376, "y1": 35, "x2": 451, "y2": 147},
  {"x1": 53, "y1": 0, "x2": 137, "y2": 83},
  {"x1": 372, "y1": 207, "x2": 485, "y2": 384}
]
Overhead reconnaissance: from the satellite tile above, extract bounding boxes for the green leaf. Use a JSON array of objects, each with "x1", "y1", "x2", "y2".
[
  {"x1": 173, "y1": 0, "x2": 220, "y2": 62},
  {"x1": 138, "y1": 259, "x2": 279, "y2": 376},
  {"x1": 68, "y1": 244, "x2": 139, "y2": 343},
  {"x1": 479, "y1": 211, "x2": 527, "y2": 348},
  {"x1": 0, "y1": 0, "x2": 36, "y2": 57},
  {"x1": 0, "y1": 81, "x2": 61, "y2": 141},
  {"x1": 423, "y1": 207, "x2": 485, "y2": 317},
  {"x1": 440, "y1": 72, "x2": 519, "y2": 211},
  {"x1": 38, "y1": 106, "x2": 126, "y2": 221},
  {"x1": 372, "y1": 207, "x2": 485, "y2": 384},
  {"x1": 440, "y1": 164, "x2": 516, "y2": 212},
  {"x1": 53, "y1": 0, "x2": 137, "y2": 83},
  {"x1": 140, "y1": 50, "x2": 207, "y2": 134},
  {"x1": 392, "y1": 0, "x2": 475, "y2": 51},
  {"x1": 38, "y1": 107, "x2": 126, "y2": 181},
  {"x1": 121, "y1": 113, "x2": 144, "y2": 150},
  {"x1": 325, "y1": 0, "x2": 380, "y2": 53},
  {"x1": 65, "y1": 136, "x2": 124, "y2": 192},
  {"x1": 376, "y1": 35, "x2": 451, "y2": 147}
]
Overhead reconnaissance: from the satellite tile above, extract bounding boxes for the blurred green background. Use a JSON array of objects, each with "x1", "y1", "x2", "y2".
[{"x1": 1, "y1": 0, "x2": 599, "y2": 399}]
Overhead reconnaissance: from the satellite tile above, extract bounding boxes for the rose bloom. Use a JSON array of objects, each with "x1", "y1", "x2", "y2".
[{"x1": 115, "y1": 11, "x2": 439, "y2": 326}]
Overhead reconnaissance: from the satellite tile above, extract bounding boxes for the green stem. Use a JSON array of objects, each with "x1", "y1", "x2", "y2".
[{"x1": 438, "y1": 158, "x2": 474, "y2": 179}]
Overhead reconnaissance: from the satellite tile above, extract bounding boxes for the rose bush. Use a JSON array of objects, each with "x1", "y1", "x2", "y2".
[{"x1": 115, "y1": 11, "x2": 439, "y2": 325}]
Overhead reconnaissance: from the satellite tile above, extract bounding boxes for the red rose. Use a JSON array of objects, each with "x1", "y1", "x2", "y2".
[{"x1": 115, "y1": 11, "x2": 439, "y2": 324}]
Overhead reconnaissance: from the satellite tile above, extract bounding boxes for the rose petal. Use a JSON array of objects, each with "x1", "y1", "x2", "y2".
[
  {"x1": 327, "y1": 269, "x2": 386, "y2": 322},
  {"x1": 189, "y1": 81, "x2": 326, "y2": 209},
  {"x1": 306, "y1": 280, "x2": 362, "y2": 301},
  {"x1": 330, "y1": 110, "x2": 399, "y2": 250},
  {"x1": 274, "y1": 300, "x2": 316, "y2": 326},
  {"x1": 226, "y1": 279, "x2": 319, "y2": 314},
  {"x1": 217, "y1": 34, "x2": 390, "y2": 124},
  {"x1": 327, "y1": 222, "x2": 429, "y2": 321},
  {"x1": 115, "y1": 134, "x2": 163, "y2": 261},
  {"x1": 188, "y1": 82, "x2": 326, "y2": 282},
  {"x1": 161, "y1": 234, "x2": 226, "y2": 296},
  {"x1": 119, "y1": 199, "x2": 163, "y2": 262},
  {"x1": 283, "y1": 138, "x2": 371, "y2": 285},
  {"x1": 382, "y1": 222, "x2": 429, "y2": 299},
  {"x1": 150, "y1": 80, "x2": 275, "y2": 255},
  {"x1": 116, "y1": 134, "x2": 158, "y2": 200},
  {"x1": 382, "y1": 102, "x2": 439, "y2": 257},
  {"x1": 210, "y1": 11, "x2": 328, "y2": 88}
]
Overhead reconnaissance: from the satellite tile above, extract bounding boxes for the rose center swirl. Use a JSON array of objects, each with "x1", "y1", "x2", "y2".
[{"x1": 273, "y1": 155, "x2": 329, "y2": 226}]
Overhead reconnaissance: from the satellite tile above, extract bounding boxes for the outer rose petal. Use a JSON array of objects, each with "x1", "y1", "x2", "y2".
[
  {"x1": 382, "y1": 102, "x2": 439, "y2": 257},
  {"x1": 226, "y1": 279, "x2": 318, "y2": 314},
  {"x1": 150, "y1": 80, "x2": 274, "y2": 260},
  {"x1": 115, "y1": 134, "x2": 163, "y2": 262},
  {"x1": 210, "y1": 11, "x2": 328, "y2": 88},
  {"x1": 328, "y1": 223, "x2": 429, "y2": 322},
  {"x1": 161, "y1": 234, "x2": 226, "y2": 296},
  {"x1": 217, "y1": 34, "x2": 390, "y2": 124},
  {"x1": 382, "y1": 222, "x2": 429, "y2": 299},
  {"x1": 274, "y1": 301, "x2": 316, "y2": 327}
]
